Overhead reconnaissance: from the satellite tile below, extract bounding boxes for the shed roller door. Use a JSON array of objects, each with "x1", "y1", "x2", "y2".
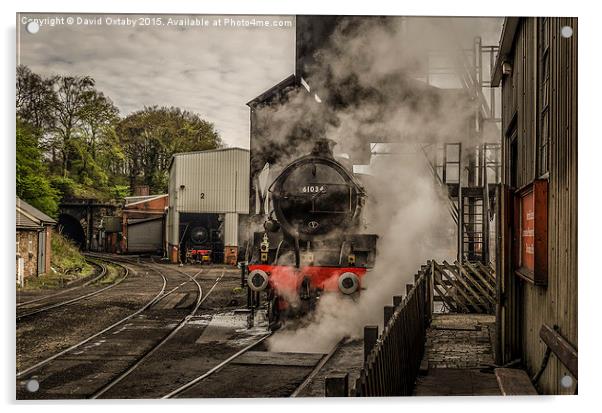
[{"x1": 128, "y1": 219, "x2": 163, "y2": 253}]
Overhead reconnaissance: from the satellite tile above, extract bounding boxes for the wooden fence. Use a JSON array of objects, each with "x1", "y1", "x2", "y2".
[
  {"x1": 325, "y1": 260, "x2": 497, "y2": 397},
  {"x1": 353, "y1": 263, "x2": 433, "y2": 396},
  {"x1": 432, "y1": 260, "x2": 496, "y2": 314}
]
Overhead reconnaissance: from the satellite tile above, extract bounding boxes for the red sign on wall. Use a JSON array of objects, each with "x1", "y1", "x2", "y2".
[{"x1": 514, "y1": 179, "x2": 548, "y2": 286}]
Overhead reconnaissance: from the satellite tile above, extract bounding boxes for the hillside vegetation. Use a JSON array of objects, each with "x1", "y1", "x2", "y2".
[
  {"x1": 16, "y1": 65, "x2": 223, "y2": 217},
  {"x1": 22, "y1": 232, "x2": 93, "y2": 289}
]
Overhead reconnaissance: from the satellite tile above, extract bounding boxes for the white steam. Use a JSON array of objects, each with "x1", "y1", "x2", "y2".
[
  {"x1": 268, "y1": 151, "x2": 453, "y2": 352},
  {"x1": 264, "y1": 17, "x2": 501, "y2": 352}
]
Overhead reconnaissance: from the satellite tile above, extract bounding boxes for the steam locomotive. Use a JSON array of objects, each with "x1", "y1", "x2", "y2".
[
  {"x1": 180, "y1": 214, "x2": 223, "y2": 264},
  {"x1": 246, "y1": 140, "x2": 378, "y2": 328}
]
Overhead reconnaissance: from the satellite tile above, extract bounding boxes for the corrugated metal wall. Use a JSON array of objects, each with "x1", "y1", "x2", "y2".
[
  {"x1": 170, "y1": 148, "x2": 250, "y2": 214},
  {"x1": 499, "y1": 17, "x2": 577, "y2": 394},
  {"x1": 167, "y1": 165, "x2": 178, "y2": 246},
  {"x1": 128, "y1": 219, "x2": 164, "y2": 253},
  {"x1": 223, "y1": 212, "x2": 238, "y2": 246}
]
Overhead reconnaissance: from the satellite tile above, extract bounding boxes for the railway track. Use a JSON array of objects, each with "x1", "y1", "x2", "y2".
[
  {"x1": 290, "y1": 337, "x2": 347, "y2": 397},
  {"x1": 16, "y1": 257, "x2": 166, "y2": 379},
  {"x1": 161, "y1": 333, "x2": 273, "y2": 399},
  {"x1": 17, "y1": 256, "x2": 345, "y2": 399},
  {"x1": 91, "y1": 265, "x2": 224, "y2": 399},
  {"x1": 16, "y1": 258, "x2": 108, "y2": 308},
  {"x1": 162, "y1": 335, "x2": 346, "y2": 399},
  {"x1": 16, "y1": 256, "x2": 229, "y2": 399},
  {"x1": 16, "y1": 260, "x2": 128, "y2": 320}
]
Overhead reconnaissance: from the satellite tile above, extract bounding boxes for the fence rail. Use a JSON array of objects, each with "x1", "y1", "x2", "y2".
[
  {"x1": 432, "y1": 260, "x2": 495, "y2": 314},
  {"x1": 353, "y1": 263, "x2": 433, "y2": 396}
]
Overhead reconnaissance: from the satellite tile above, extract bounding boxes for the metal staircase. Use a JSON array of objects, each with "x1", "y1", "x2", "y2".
[
  {"x1": 418, "y1": 32, "x2": 502, "y2": 265},
  {"x1": 423, "y1": 142, "x2": 501, "y2": 264}
]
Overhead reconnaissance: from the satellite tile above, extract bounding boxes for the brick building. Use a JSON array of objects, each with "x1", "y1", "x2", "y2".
[
  {"x1": 16, "y1": 198, "x2": 56, "y2": 285},
  {"x1": 121, "y1": 194, "x2": 168, "y2": 254}
]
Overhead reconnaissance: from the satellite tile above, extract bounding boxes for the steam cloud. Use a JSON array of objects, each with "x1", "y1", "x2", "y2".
[{"x1": 261, "y1": 16, "x2": 501, "y2": 352}]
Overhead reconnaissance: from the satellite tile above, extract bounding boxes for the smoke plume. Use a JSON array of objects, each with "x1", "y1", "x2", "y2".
[{"x1": 262, "y1": 16, "x2": 501, "y2": 352}]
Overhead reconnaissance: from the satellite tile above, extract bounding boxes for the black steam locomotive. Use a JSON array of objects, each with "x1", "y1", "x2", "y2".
[
  {"x1": 180, "y1": 214, "x2": 223, "y2": 264},
  {"x1": 246, "y1": 140, "x2": 378, "y2": 328}
]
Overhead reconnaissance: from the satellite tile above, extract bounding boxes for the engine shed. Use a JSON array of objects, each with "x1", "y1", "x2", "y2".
[{"x1": 166, "y1": 148, "x2": 250, "y2": 265}]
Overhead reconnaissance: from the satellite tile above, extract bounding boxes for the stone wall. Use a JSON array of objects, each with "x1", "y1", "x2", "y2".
[{"x1": 16, "y1": 229, "x2": 39, "y2": 282}]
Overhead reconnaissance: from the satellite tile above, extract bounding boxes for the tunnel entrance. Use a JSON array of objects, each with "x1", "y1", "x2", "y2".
[{"x1": 58, "y1": 214, "x2": 86, "y2": 249}]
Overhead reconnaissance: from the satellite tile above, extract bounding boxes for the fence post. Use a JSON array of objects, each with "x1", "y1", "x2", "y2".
[
  {"x1": 364, "y1": 325, "x2": 379, "y2": 362},
  {"x1": 406, "y1": 283, "x2": 413, "y2": 295},
  {"x1": 325, "y1": 374, "x2": 349, "y2": 397},
  {"x1": 429, "y1": 261, "x2": 435, "y2": 322},
  {"x1": 393, "y1": 295, "x2": 403, "y2": 306},
  {"x1": 384, "y1": 305, "x2": 395, "y2": 325}
]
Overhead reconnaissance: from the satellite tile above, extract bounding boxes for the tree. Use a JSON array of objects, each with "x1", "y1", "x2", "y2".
[
  {"x1": 15, "y1": 67, "x2": 223, "y2": 202},
  {"x1": 70, "y1": 90, "x2": 120, "y2": 187},
  {"x1": 79, "y1": 90, "x2": 120, "y2": 161},
  {"x1": 51, "y1": 75, "x2": 96, "y2": 177},
  {"x1": 16, "y1": 119, "x2": 59, "y2": 216},
  {"x1": 117, "y1": 106, "x2": 222, "y2": 193},
  {"x1": 16, "y1": 65, "x2": 57, "y2": 135}
]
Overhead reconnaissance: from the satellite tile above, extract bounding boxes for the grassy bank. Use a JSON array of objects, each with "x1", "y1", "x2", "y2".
[{"x1": 22, "y1": 232, "x2": 94, "y2": 290}]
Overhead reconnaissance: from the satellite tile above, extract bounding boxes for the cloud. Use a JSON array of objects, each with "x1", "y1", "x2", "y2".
[{"x1": 17, "y1": 13, "x2": 296, "y2": 149}]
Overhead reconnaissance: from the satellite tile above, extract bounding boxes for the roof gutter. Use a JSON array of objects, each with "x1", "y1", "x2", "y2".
[{"x1": 491, "y1": 17, "x2": 521, "y2": 87}]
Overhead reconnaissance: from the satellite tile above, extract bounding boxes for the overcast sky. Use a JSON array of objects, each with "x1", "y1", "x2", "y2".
[{"x1": 17, "y1": 13, "x2": 296, "y2": 149}]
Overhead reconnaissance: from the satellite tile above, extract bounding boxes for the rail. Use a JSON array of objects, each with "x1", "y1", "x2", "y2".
[
  {"x1": 353, "y1": 262, "x2": 433, "y2": 397},
  {"x1": 432, "y1": 260, "x2": 495, "y2": 314}
]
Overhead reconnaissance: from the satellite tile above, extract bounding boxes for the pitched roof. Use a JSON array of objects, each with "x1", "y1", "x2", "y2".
[
  {"x1": 16, "y1": 208, "x2": 42, "y2": 230},
  {"x1": 491, "y1": 17, "x2": 521, "y2": 87},
  {"x1": 246, "y1": 74, "x2": 297, "y2": 107},
  {"x1": 168, "y1": 147, "x2": 250, "y2": 170},
  {"x1": 16, "y1": 197, "x2": 57, "y2": 226}
]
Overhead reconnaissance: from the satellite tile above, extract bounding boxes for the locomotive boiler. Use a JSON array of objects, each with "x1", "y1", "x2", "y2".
[{"x1": 246, "y1": 139, "x2": 378, "y2": 328}]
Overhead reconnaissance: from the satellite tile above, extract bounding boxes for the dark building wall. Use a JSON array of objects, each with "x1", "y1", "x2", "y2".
[
  {"x1": 247, "y1": 15, "x2": 441, "y2": 217},
  {"x1": 295, "y1": 15, "x2": 342, "y2": 80},
  {"x1": 249, "y1": 16, "x2": 381, "y2": 181},
  {"x1": 497, "y1": 17, "x2": 577, "y2": 394}
]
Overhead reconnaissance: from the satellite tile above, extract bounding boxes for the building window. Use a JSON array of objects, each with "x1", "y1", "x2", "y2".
[{"x1": 537, "y1": 17, "x2": 551, "y2": 176}]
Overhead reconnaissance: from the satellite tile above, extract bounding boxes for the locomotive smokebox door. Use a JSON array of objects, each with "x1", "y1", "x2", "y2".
[{"x1": 268, "y1": 141, "x2": 366, "y2": 242}]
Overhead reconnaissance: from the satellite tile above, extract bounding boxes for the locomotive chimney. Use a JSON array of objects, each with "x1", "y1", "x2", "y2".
[{"x1": 311, "y1": 138, "x2": 335, "y2": 158}]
